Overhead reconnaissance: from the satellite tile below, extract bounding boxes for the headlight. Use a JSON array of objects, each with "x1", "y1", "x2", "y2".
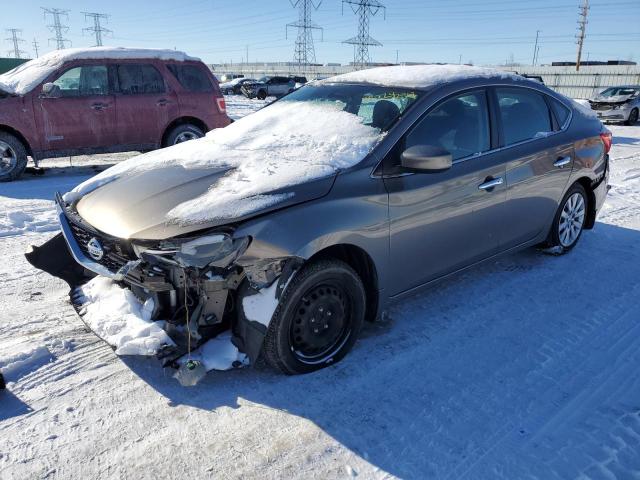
[{"x1": 133, "y1": 234, "x2": 250, "y2": 268}]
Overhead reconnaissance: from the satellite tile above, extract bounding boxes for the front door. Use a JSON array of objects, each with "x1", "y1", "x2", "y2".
[
  {"x1": 384, "y1": 90, "x2": 506, "y2": 295},
  {"x1": 37, "y1": 64, "x2": 117, "y2": 152},
  {"x1": 114, "y1": 63, "x2": 178, "y2": 148}
]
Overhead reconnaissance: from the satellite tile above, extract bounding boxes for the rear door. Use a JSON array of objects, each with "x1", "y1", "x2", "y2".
[
  {"x1": 384, "y1": 89, "x2": 506, "y2": 294},
  {"x1": 494, "y1": 87, "x2": 574, "y2": 249},
  {"x1": 114, "y1": 62, "x2": 178, "y2": 148},
  {"x1": 37, "y1": 64, "x2": 117, "y2": 152}
]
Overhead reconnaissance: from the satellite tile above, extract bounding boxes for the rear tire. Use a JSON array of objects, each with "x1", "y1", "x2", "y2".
[
  {"x1": 263, "y1": 259, "x2": 366, "y2": 375},
  {"x1": 0, "y1": 132, "x2": 28, "y2": 182},
  {"x1": 625, "y1": 108, "x2": 638, "y2": 126},
  {"x1": 163, "y1": 124, "x2": 204, "y2": 147},
  {"x1": 545, "y1": 183, "x2": 588, "y2": 253},
  {"x1": 256, "y1": 90, "x2": 267, "y2": 100}
]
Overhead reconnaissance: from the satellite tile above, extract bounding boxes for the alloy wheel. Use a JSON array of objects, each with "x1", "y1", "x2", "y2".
[
  {"x1": 558, "y1": 192, "x2": 586, "y2": 247},
  {"x1": 174, "y1": 131, "x2": 199, "y2": 144},
  {"x1": 0, "y1": 140, "x2": 17, "y2": 176}
]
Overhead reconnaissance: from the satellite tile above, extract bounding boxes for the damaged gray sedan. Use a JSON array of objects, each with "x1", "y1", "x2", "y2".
[{"x1": 27, "y1": 65, "x2": 610, "y2": 379}]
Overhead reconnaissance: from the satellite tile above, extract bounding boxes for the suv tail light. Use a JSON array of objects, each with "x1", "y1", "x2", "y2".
[
  {"x1": 600, "y1": 131, "x2": 612, "y2": 154},
  {"x1": 216, "y1": 97, "x2": 226, "y2": 114}
]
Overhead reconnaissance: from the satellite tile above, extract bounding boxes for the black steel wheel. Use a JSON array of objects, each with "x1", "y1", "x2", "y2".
[
  {"x1": 263, "y1": 259, "x2": 366, "y2": 374},
  {"x1": 256, "y1": 89, "x2": 267, "y2": 100}
]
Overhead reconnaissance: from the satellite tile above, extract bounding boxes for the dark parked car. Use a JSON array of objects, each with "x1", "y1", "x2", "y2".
[
  {"x1": 241, "y1": 76, "x2": 295, "y2": 99},
  {"x1": 29, "y1": 65, "x2": 610, "y2": 377},
  {"x1": 219, "y1": 77, "x2": 256, "y2": 95},
  {"x1": 0, "y1": 47, "x2": 230, "y2": 181}
]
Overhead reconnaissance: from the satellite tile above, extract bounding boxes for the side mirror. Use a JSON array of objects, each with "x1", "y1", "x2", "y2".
[
  {"x1": 401, "y1": 145, "x2": 452, "y2": 173},
  {"x1": 41, "y1": 83, "x2": 61, "y2": 98}
]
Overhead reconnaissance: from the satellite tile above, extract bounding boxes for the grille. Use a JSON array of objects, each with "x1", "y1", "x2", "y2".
[
  {"x1": 589, "y1": 102, "x2": 620, "y2": 111},
  {"x1": 67, "y1": 219, "x2": 134, "y2": 273}
]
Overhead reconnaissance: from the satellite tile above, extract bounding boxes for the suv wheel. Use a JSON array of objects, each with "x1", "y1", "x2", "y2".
[
  {"x1": 164, "y1": 124, "x2": 204, "y2": 147},
  {"x1": 0, "y1": 132, "x2": 28, "y2": 182},
  {"x1": 257, "y1": 90, "x2": 267, "y2": 100},
  {"x1": 625, "y1": 108, "x2": 638, "y2": 126},
  {"x1": 546, "y1": 183, "x2": 588, "y2": 253},
  {"x1": 262, "y1": 259, "x2": 366, "y2": 375}
]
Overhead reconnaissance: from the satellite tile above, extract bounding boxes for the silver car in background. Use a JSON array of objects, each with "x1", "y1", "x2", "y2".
[{"x1": 589, "y1": 85, "x2": 640, "y2": 125}]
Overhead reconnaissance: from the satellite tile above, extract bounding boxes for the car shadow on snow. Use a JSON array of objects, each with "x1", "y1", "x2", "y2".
[
  {"x1": 120, "y1": 222, "x2": 640, "y2": 478},
  {"x1": 613, "y1": 136, "x2": 640, "y2": 146},
  {"x1": 0, "y1": 390, "x2": 33, "y2": 421}
]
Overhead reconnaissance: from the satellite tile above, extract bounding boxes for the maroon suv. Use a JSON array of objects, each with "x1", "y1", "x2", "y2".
[{"x1": 0, "y1": 47, "x2": 230, "y2": 181}]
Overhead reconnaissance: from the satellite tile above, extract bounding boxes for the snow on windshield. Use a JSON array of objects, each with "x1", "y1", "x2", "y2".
[
  {"x1": 69, "y1": 100, "x2": 385, "y2": 225},
  {"x1": 0, "y1": 47, "x2": 198, "y2": 95}
]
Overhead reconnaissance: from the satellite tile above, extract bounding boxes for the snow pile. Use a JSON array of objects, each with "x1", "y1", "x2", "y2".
[
  {"x1": 68, "y1": 101, "x2": 384, "y2": 225},
  {"x1": 0, "y1": 47, "x2": 199, "y2": 96},
  {"x1": 0, "y1": 343, "x2": 53, "y2": 380},
  {"x1": 177, "y1": 332, "x2": 249, "y2": 372},
  {"x1": 322, "y1": 64, "x2": 521, "y2": 89},
  {"x1": 75, "y1": 276, "x2": 174, "y2": 356},
  {"x1": 0, "y1": 207, "x2": 59, "y2": 238}
]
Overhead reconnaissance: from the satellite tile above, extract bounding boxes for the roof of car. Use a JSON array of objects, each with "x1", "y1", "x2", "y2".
[
  {"x1": 0, "y1": 46, "x2": 199, "y2": 96},
  {"x1": 320, "y1": 64, "x2": 524, "y2": 90}
]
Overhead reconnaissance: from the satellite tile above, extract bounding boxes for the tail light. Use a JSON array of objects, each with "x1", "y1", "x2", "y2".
[
  {"x1": 215, "y1": 97, "x2": 226, "y2": 114},
  {"x1": 600, "y1": 131, "x2": 612, "y2": 154}
]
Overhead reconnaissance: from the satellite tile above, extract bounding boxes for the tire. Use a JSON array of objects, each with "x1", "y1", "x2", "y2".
[
  {"x1": 625, "y1": 108, "x2": 638, "y2": 126},
  {"x1": 263, "y1": 259, "x2": 366, "y2": 375},
  {"x1": 0, "y1": 132, "x2": 28, "y2": 182},
  {"x1": 163, "y1": 124, "x2": 204, "y2": 147},
  {"x1": 256, "y1": 90, "x2": 267, "y2": 100},
  {"x1": 546, "y1": 183, "x2": 588, "y2": 253}
]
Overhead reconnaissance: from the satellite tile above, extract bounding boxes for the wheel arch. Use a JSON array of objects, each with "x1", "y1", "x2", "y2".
[
  {"x1": 161, "y1": 116, "x2": 208, "y2": 147},
  {"x1": 0, "y1": 124, "x2": 33, "y2": 157},
  {"x1": 306, "y1": 243, "x2": 379, "y2": 323},
  {"x1": 572, "y1": 176, "x2": 597, "y2": 229}
]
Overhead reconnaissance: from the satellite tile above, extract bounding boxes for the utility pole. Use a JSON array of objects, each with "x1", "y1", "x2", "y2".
[
  {"x1": 82, "y1": 12, "x2": 112, "y2": 47},
  {"x1": 532, "y1": 30, "x2": 541, "y2": 66},
  {"x1": 42, "y1": 7, "x2": 71, "y2": 49},
  {"x1": 342, "y1": 0, "x2": 386, "y2": 69},
  {"x1": 575, "y1": 0, "x2": 589, "y2": 71},
  {"x1": 32, "y1": 38, "x2": 40, "y2": 57},
  {"x1": 287, "y1": 1, "x2": 323, "y2": 72},
  {"x1": 5, "y1": 29, "x2": 27, "y2": 59},
  {"x1": 458, "y1": 53, "x2": 462, "y2": 65},
  {"x1": 395, "y1": 49, "x2": 399, "y2": 64}
]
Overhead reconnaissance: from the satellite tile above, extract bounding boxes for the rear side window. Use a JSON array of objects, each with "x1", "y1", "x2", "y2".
[
  {"x1": 167, "y1": 64, "x2": 214, "y2": 93},
  {"x1": 406, "y1": 91, "x2": 490, "y2": 161},
  {"x1": 496, "y1": 88, "x2": 552, "y2": 145},
  {"x1": 549, "y1": 97, "x2": 571, "y2": 129},
  {"x1": 117, "y1": 64, "x2": 165, "y2": 95}
]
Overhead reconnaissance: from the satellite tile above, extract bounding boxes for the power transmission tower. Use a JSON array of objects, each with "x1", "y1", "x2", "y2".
[
  {"x1": 5, "y1": 29, "x2": 27, "y2": 59},
  {"x1": 42, "y1": 7, "x2": 71, "y2": 49},
  {"x1": 286, "y1": 1, "x2": 323, "y2": 71},
  {"x1": 575, "y1": 0, "x2": 589, "y2": 71},
  {"x1": 342, "y1": 0, "x2": 386, "y2": 69},
  {"x1": 33, "y1": 38, "x2": 40, "y2": 57},
  {"x1": 82, "y1": 12, "x2": 112, "y2": 47},
  {"x1": 532, "y1": 30, "x2": 541, "y2": 66}
]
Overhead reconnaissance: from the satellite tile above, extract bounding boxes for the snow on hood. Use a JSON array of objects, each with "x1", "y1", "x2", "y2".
[
  {"x1": 591, "y1": 94, "x2": 635, "y2": 103},
  {"x1": 0, "y1": 47, "x2": 199, "y2": 96},
  {"x1": 69, "y1": 101, "x2": 384, "y2": 226},
  {"x1": 321, "y1": 64, "x2": 521, "y2": 89}
]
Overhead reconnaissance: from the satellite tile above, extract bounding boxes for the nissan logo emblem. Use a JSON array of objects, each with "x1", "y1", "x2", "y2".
[{"x1": 87, "y1": 237, "x2": 104, "y2": 261}]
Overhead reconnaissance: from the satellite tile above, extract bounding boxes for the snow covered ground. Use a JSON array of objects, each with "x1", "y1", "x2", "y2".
[{"x1": 1, "y1": 95, "x2": 639, "y2": 479}]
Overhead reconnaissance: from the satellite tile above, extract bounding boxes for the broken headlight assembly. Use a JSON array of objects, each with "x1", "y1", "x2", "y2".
[{"x1": 132, "y1": 233, "x2": 250, "y2": 268}]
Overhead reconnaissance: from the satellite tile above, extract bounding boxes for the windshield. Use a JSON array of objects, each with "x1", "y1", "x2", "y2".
[
  {"x1": 598, "y1": 87, "x2": 640, "y2": 97},
  {"x1": 257, "y1": 76, "x2": 270, "y2": 83},
  {"x1": 281, "y1": 83, "x2": 421, "y2": 131}
]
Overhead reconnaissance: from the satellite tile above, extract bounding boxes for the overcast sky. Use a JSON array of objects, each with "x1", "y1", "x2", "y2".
[{"x1": 3, "y1": 0, "x2": 639, "y2": 66}]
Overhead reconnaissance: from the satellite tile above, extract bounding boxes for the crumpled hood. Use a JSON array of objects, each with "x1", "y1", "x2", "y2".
[
  {"x1": 590, "y1": 94, "x2": 635, "y2": 103},
  {"x1": 76, "y1": 164, "x2": 336, "y2": 240},
  {"x1": 69, "y1": 100, "x2": 383, "y2": 240}
]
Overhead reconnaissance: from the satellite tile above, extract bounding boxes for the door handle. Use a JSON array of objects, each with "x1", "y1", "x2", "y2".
[
  {"x1": 554, "y1": 156, "x2": 571, "y2": 168},
  {"x1": 90, "y1": 103, "x2": 108, "y2": 111},
  {"x1": 478, "y1": 177, "x2": 504, "y2": 191},
  {"x1": 156, "y1": 99, "x2": 169, "y2": 106}
]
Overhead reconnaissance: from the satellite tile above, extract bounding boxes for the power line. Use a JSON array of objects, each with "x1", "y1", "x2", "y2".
[
  {"x1": 83, "y1": 12, "x2": 112, "y2": 47},
  {"x1": 42, "y1": 7, "x2": 71, "y2": 49},
  {"x1": 286, "y1": 0, "x2": 323, "y2": 70},
  {"x1": 575, "y1": 0, "x2": 589, "y2": 71},
  {"x1": 342, "y1": 0, "x2": 386, "y2": 68},
  {"x1": 5, "y1": 29, "x2": 27, "y2": 59}
]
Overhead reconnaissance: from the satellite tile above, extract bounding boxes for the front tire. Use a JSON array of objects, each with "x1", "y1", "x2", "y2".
[
  {"x1": 546, "y1": 183, "x2": 588, "y2": 253},
  {"x1": 625, "y1": 108, "x2": 638, "y2": 126},
  {"x1": 0, "y1": 132, "x2": 28, "y2": 182},
  {"x1": 163, "y1": 124, "x2": 204, "y2": 147},
  {"x1": 263, "y1": 259, "x2": 366, "y2": 375},
  {"x1": 256, "y1": 90, "x2": 267, "y2": 100}
]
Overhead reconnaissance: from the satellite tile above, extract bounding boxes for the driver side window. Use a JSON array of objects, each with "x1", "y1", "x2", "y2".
[
  {"x1": 52, "y1": 65, "x2": 109, "y2": 97},
  {"x1": 406, "y1": 91, "x2": 490, "y2": 161}
]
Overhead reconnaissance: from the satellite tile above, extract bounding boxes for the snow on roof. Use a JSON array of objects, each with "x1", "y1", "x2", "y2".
[
  {"x1": 70, "y1": 100, "x2": 384, "y2": 226},
  {"x1": 321, "y1": 64, "x2": 521, "y2": 89},
  {"x1": 0, "y1": 47, "x2": 199, "y2": 96}
]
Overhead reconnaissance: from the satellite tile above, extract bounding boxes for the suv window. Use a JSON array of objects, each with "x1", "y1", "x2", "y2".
[
  {"x1": 53, "y1": 65, "x2": 109, "y2": 97},
  {"x1": 117, "y1": 64, "x2": 165, "y2": 95},
  {"x1": 406, "y1": 91, "x2": 490, "y2": 161},
  {"x1": 549, "y1": 97, "x2": 571, "y2": 129},
  {"x1": 496, "y1": 88, "x2": 553, "y2": 145},
  {"x1": 167, "y1": 64, "x2": 213, "y2": 93}
]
